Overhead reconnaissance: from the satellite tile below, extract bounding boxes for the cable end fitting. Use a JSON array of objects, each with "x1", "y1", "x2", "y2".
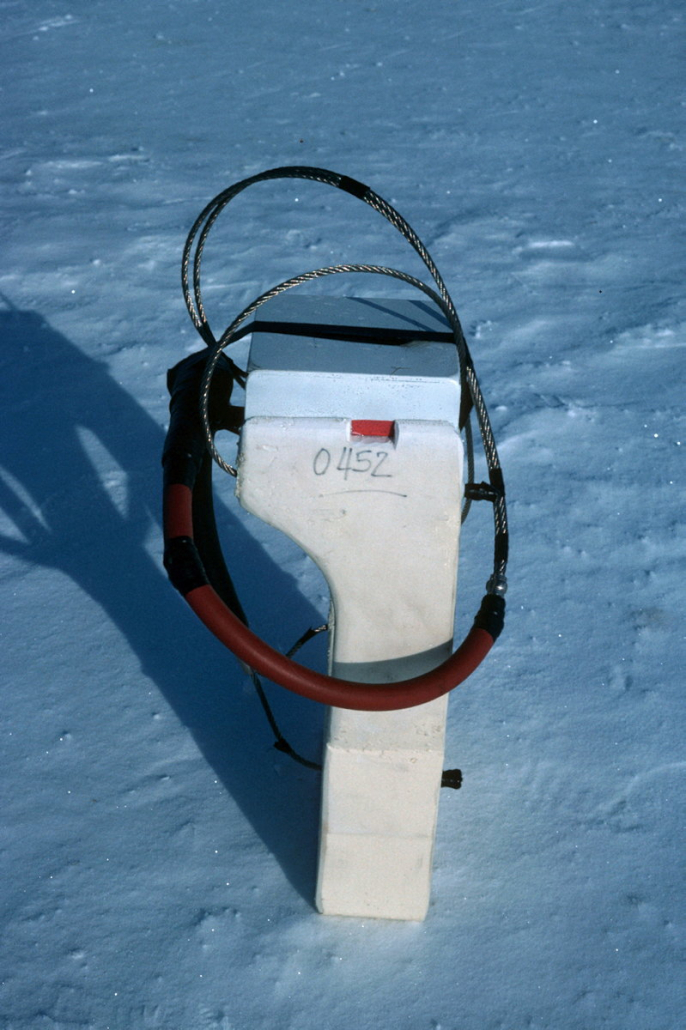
[{"x1": 486, "y1": 572, "x2": 508, "y2": 597}]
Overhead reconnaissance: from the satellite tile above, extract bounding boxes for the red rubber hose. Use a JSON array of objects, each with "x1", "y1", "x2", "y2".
[{"x1": 164, "y1": 483, "x2": 495, "y2": 712}]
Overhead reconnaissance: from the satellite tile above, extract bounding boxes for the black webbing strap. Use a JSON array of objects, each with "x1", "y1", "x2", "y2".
[{"x1": 250, "y1": 319, "x2": 455, "y2": 346}]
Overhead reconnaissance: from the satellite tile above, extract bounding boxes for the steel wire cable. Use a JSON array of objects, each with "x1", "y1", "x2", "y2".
[
  {"x1": 200, "y1": 262, "x2": 460, "y2": 476},
  {"x1": 182, "y1": 165, "x2": 507, "y2": 587}
]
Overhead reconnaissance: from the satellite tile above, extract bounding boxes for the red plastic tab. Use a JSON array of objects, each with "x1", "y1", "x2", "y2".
[{"x1": 351, "y1": 419, "x2": 395, "y2": 438}]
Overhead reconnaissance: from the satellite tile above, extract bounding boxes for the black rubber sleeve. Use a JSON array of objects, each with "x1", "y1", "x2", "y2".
[
  {"x1": 162, "y1": 349, "x2": 242, "y2": 490},
  {"x1": 473, "y1": 594, "x2": 506, "y2": 640},
  {"x1": 163, "y1": 536, "x2": 209, "y2": 596}
]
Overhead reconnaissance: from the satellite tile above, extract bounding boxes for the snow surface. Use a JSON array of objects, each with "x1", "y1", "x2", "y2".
[{"x1": 1, "y1": 0, "x2": 684, "y2": 1027}]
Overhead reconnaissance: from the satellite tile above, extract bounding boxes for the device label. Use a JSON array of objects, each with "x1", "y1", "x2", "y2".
[{"x1": 313, "y1": 446, "x2": 393, "y2": 480}]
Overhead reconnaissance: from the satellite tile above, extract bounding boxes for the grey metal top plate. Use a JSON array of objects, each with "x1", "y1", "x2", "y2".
[
  {"x1": 247, "y1": 296, "x2": 459, "y2": 378},
  {"x1": 244, "y1": 296, "x2": 461, "y2": 426}
]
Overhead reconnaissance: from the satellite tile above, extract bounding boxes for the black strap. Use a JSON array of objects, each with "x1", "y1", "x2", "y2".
[{"x1": 250, "y1": 318, "x2": 455, "y2": 347}]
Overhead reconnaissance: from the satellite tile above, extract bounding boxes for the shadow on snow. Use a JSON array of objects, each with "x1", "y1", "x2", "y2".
[{"x1": 0, "y1": 301, "x2": 326, "y2": 906}]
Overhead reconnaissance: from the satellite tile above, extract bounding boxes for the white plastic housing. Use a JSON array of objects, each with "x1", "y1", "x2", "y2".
[{"x1": 236, "y1": 298, "x2": 463, "y2": 920}]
